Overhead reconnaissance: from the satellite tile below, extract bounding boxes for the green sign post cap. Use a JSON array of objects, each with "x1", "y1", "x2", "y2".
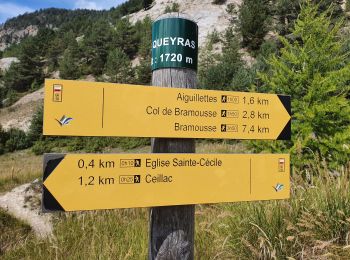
[{"x1": 152, "y1": 17, "x2": 198, "y2": 71}]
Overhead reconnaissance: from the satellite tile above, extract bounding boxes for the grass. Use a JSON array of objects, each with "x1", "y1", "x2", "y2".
[
  {"x1": 0, "y1": 150, "x2": 42, "y2": 193},
  {"x1": 0, "y1": 209, "x2": 33, "y2": 255},
  {"x1": 194, "y1": 169, "x2": 350, "y2": 259},
  {"x1": 3, "y1": 170, "x2": 350, "y2": 259},
  {"x1": 196, "y1": 140, "x2": 246, "y2": 153},
  {"x1": 3, "y1": 209, "x2": 149, "y2": 259},
  {"x1": 1, "y1": 142, "x2": 350, "y2": 259}
]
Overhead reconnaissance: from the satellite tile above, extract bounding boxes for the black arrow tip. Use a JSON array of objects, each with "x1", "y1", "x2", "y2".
[
  {"x1": 42, "y1": 185, "x2": 65, "y2": 212},
  {"x1": 277, "y1": 95, "x2": 291, "y2": 116},
  {"x1": 277, "y1": 119, "x2": 291, "y2": 140},
  {"x1": 42, "y1": 154, "x2": 66, "y2": 212},
  {"x1": 277, "y1": 95, "x2": 291, "y2": 140},
  {"x1": 43, "y1": 154, "x2": 65, "y2": 182}
]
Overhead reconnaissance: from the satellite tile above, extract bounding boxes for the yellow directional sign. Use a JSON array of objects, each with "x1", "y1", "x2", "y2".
[
  {"x1": 43, "y1": 153, "x2": 290, "y2": 211},
  {"x1": 43, "y1": 79, "x2": 291, "y2": 140}
]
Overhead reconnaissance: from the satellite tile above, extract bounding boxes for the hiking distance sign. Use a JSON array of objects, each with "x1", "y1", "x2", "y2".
[{"x1": 152, "y1": 17, "x2": 198, "y2": 71}]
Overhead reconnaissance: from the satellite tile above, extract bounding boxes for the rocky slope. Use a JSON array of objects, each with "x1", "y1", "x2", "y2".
[
  {"x1": 0, "y1": 1, "x2": 241, "y2": 52},
  {"x1": 0, "y1": 88, "x2": 44, "y2": 132},
  {"x1": 128, "y1": 0, "x2": 241, "y2": 46},
  {"x1": 0, "y1": 25, "x2": 38, "y2": 51}
]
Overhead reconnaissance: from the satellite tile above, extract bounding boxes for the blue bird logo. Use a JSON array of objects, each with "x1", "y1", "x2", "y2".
[
  {"x1": 56, "y1": 115, "x2": 73, "y2": 126},
  {"x1": 273, "y1": 183, "x2": 284, "y2": 192}
]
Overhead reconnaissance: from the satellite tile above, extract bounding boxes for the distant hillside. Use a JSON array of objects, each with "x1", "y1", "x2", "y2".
[
  {"x1": 2, "y1": 8, "x2": 104, "y2": 30},
  {"x1": 127, "y1": 0, "x2": 241, "y2": 46},
  {"x1": 0, "y1": 0, "x2": 145, "y2": 51}
]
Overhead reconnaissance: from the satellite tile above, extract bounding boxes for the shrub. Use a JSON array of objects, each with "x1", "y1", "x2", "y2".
[
  {"x1": 212, "y1": 0, "x2": 227, "y2": 4},
  {"x1": 199, "y1": 34, "x2": 243, "y2": 90},
  {"x1": 0, "y1": 124, "x2": 8, "y2": 145},
  {"x1": 208, "y1": 29, "x2": 221, "y2": 45},
  {"x1": 66, "y1": 137, "x2": 86, "y2": 152},
  {"x1": 27, "y1": 105, "x2": 43, "y2": 143},
  {"x1": 5, "y1": 128, "x2": 30, "y2": 152},
  {"x1": 143, "y1": 0, "x2": 153, "y2": 10},
  {"x1": 31, "y1": 141, "x2": 53, "y2": 155},
  {"x1": 0, "y1": 143, "x2": 4, "y2": 155},
  {"x1": 164, "y1": 3, "x2": 180, "y2": 13},
  {"x1": 3, "y1": 90, "x2": 19, "y2": 107},
  {"x1": 117, "y1": 138, "x2": 150, "y2": 150}
]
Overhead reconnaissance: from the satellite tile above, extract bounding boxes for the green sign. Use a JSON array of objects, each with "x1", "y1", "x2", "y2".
[{"x1": 152, "y1": 18, "x2": 198, "y2": 71}]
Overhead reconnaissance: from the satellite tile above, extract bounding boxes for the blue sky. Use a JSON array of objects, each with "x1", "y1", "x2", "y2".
[{"x1": 0, "y1": 0, "x2": 128, "y2": 24}]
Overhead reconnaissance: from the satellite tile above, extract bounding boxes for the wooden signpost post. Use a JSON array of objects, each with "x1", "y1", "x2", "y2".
[
  {"x1": 150, "y1": 14, "x2": 197, "y2": 260},
  {"x1": 42, "y1": 13, "x2": 292, "y2": 260}
]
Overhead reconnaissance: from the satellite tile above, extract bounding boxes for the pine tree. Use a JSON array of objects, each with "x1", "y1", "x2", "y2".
[
  {"x1": 47, "y1": 32, "x2": 68, "y2": 71},
  {"x1": 239, "y1": 0, "x2": 270, "y2": 51},
  {"x1": 199, "y1": 26, "x2": 243, "y2": 90},
  {"x1": 275, "y1": 0, "x2": 344, "y2": 35},
  {"x1": 134, "y1": 59, "x2": 152, "y2": 85},
  {"x1": 82, "y1": 20, "x2": 114, "y2": 75},
  {"x1": 134, "y1": 16, "x2": 152, "y2": 59},
  {"x1": 317, "y1": 0, "x2": 343, "y2": 16},
  {"x1": 198, "y1": 42, "x2": 218, "y2": 88},
  {"x1": 3, "y1": 37, "x2": 42, "y2": 92},
  {"x1": 274, "y1": 0, "x2": 300, "y2": 35},
  {"x1": 59, "y1": 40, "x2": 80, "y2": 80},
  {"x1": 254, "y1": 2, "x2": 350, "y2": 170},
  {"x1": 114, "y1": 18, "x2": 137, "y2": 58},
  {"x1": 134, "y1": 16, "x2": 152, "y2": 84},
  {"x1": 104, "y1": 48, "x2": 133, "y2": 83}
]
